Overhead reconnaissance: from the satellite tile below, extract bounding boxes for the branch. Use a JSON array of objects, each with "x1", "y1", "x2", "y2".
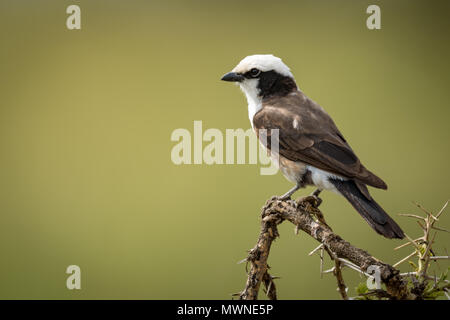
[
  {"x1": 334, "y1": 258, "x2": 349, "y2": 300},
  {"x1": 238, "y1": 202, "x2": 280, "y2": 300},
  {"x1": 238, "y1": 196, "x2": 415, "y2": 300}
]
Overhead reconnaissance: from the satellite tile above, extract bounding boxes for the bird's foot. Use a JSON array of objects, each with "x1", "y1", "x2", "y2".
[
  {"x1": 312, "y1": 195, "x2": 323, "y2": 207},
  {"x1": 297, "y1": 191, "x2": 322, "y2": 208},
  {"x1": 296, "y1": 195, "x2": 321, "y2": 208},
  {"x1": 310, "y1": 189, "x2": 323, "y2": 207},
  {"x1": 296, "y1": 191, "x2": 332, "y2": 230}
]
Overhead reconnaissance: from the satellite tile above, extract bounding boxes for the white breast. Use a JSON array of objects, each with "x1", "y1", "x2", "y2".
[
  {"x1": 248, "y1": 101, "x2": 262, "y2": 127},
  {"x1": 239, "y1": 79, "x2": 262, "y2": 127}
]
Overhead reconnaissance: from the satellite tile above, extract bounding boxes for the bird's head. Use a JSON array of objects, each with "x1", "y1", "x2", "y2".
[{"x1": 221, "y1": 54, "x2": 297, "y2": 103}]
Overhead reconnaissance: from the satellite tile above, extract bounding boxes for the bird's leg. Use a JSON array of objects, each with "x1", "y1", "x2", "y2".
[
  {"x1": 297, "y1": 188, "x2": 331, "y2": 229},
  {"x1": 297, "y1": 188, "x2": 323, "y2": 208},
  {"x1": 311, "y1": 188, "x2": 322, "y2": 198},
  {"x1": 310, "y1": 188, "x2": 323, "y2": 207},
  {"x1": 278, "y1": 183, "x2": 301, "y2": 201}
]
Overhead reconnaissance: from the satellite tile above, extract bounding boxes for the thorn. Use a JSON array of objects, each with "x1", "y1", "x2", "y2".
[
  {"x1": 413, "y1": 201, "x2": 432, "y2": 216},
  {"x1": 394, "y1": 237, "x2": 422, "y2": 251},
  {"x1": 436, "y1": 200, "x2": 449, "y2": 219},
  {"x1": 393, "y1": 251, "x2": 416, "y2": 268},
  {"x1": 320, "y1": 247, "x2": 324, "y2": 279},
  {"x1": 398, "y1": 213, "x2": 426, "y2": 221},
  {"x1": 417, "y1": 220, "x2": 426, "y2": 231},
  {"x1": 323, "y1": 267, "x2": 335, "y2": 274},
  {"x1": 431, "y1": 225, "x2": 450, "y2": 233},
  {"x1": 404, "y1": 233, "x2": 422, "y2": 251},
  {"x1": 309, "y1": 244, "x2": 323, "y2": 256}
]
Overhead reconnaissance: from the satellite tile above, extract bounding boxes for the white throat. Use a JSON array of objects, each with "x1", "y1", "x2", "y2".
[{"x1": 239, "y1": 79, "x2": 262, "y2": 127}]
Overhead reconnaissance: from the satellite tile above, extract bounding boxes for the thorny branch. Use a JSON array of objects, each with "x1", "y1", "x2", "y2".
[{"x1": 236, "y1": 196, "x2": 449, "y2": 300}]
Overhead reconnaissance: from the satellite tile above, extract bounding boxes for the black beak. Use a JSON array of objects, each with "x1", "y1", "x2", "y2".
[{"x1": 221, "y1": 72, "x2": 244, "y2": 82}]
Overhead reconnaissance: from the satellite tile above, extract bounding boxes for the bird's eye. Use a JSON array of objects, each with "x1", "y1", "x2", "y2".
[{"x1": 249, "y1": 68, "x2": 261, "y2": 77}]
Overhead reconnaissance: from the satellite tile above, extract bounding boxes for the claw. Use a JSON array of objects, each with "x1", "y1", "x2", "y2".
[
  {"x1": 297, "y1": 189, "x2": 323, "y2": 208},
  {"x1": 314, "y1": 196, "x2": 323, "y2": 207},
  {"x1": 297, "y1": 195, "x2": 321, "y2": 208}
]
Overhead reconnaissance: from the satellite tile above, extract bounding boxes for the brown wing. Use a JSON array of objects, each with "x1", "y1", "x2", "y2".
[{"x1": 253, "y1": 92, "x2": 387, "y2": 190}]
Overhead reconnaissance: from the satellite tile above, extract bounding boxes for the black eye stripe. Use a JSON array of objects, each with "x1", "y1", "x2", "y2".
[
  {"x1": 243, "y1": 68, "x2": 262, "y2": 79},
  {"x1": 256, "y1": 70, "x2": 297, "y2": 98}
]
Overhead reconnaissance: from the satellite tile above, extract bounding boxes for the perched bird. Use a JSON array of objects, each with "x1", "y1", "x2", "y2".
[{"x1": 221, "y1": 54, "x2": 404, "y2": 239}]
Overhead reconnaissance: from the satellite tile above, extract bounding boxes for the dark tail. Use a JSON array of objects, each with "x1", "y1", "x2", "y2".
[{"x1": 330, "y1": 179, "x2": 405, "y2": 239}]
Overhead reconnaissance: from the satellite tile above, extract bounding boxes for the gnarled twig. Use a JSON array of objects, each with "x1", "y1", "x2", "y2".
[{"x1": 238, "y1": 196, "x2": 415, "y2": 300}]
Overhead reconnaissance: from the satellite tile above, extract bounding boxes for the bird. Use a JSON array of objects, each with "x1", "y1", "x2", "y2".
[{"x1": 221, "y1": 54, "x2": 404, "y2": 239}]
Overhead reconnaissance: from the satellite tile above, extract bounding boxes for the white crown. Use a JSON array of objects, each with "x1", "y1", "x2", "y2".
[{"x1": 232, "y1": 54, "x2": 293, "y2": 78}]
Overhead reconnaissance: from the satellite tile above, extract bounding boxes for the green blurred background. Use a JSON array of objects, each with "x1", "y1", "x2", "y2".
[{"x1": 0, "y1": 0, "x2": 449, "y2": 299}]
